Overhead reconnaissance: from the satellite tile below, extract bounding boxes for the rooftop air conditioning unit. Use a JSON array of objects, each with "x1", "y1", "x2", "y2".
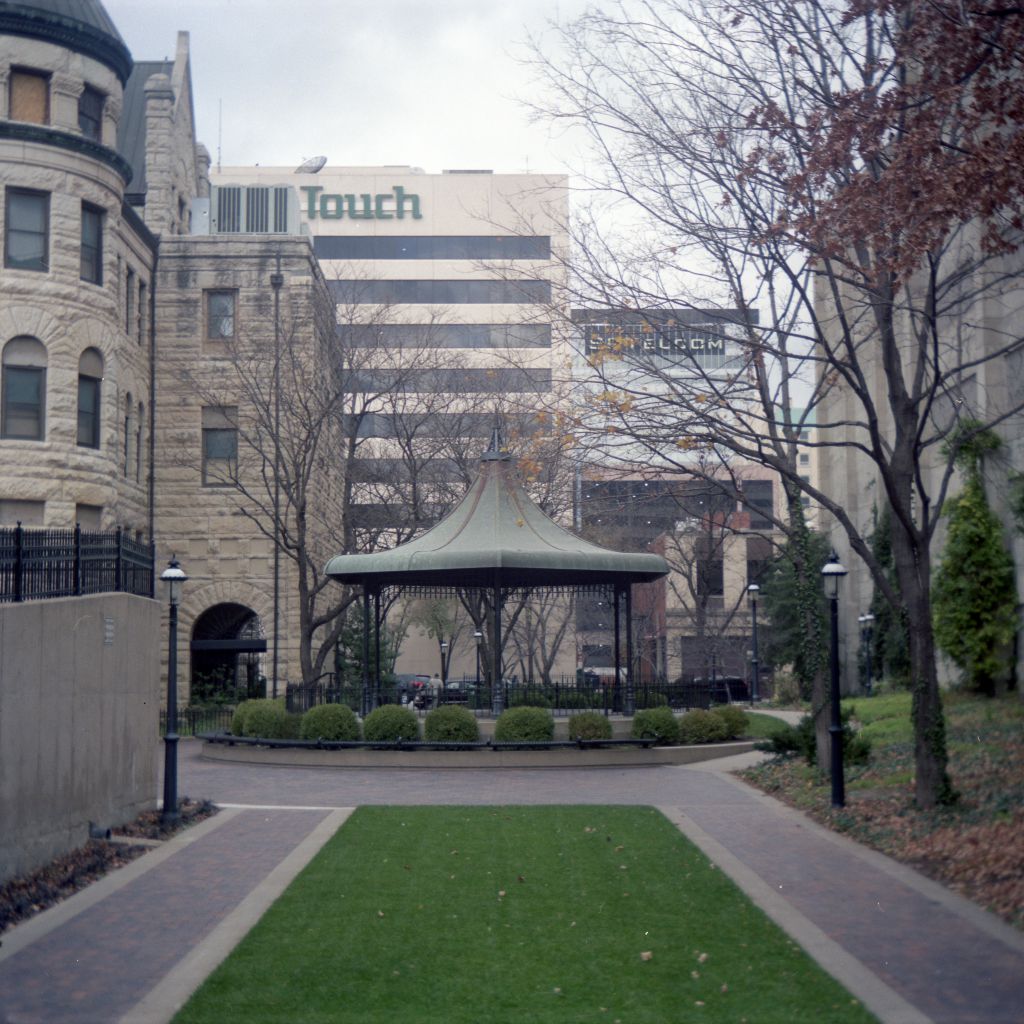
[{"x1": 210, "y1": 185, "x2": 298, "y2": 234}]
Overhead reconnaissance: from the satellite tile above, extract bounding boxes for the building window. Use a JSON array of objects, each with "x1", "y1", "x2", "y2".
[
  {"x1": 206, "y1": 291, "x2": 236, "y2": 340},
  {"x1": 138, "y1": 281, "x2": 147, "y2": 345},
  {"x1": 75, "y1": 503, "x2": 102, "y2": 530},
  {"x1": 125, "y1": 268, "x2": 135, "y2": 333},
  {"x1": 202, "y1": 406, "x2": 238, "y2": 485},
  {"x1": 78, "y1": 85, "x2": 104, "y2": 141},
  {"x1": 0, "y1": 499, "x2": 45, "y2": 526},
  {"x1": 2, "y1": 337, "x2": 47, "y2": 440},
  {"x1": 123, "y1": 392, "x2": 132, "y2": 476},
  {"x1": 799, "y1": 452, "x2": 810, "y2": 466},
  {"x1": 696, "y1": 558, "x2": 724, "y2": 598},
  {"x1": 5, "y1": 189, "x2": 49, "y2": 271},
  {"x1": 80, "y1": 204, "x2": 103, "y2": 284},
  {"x1": 329, "y1": 279, "x2": 552, "y2": 304},
  {"x1": 77, "y1": 348, "x2": 103, "y2": 448},
  {"x1": 136, "y1": 401, "x2": 144, "y2": 482},
  {"x1": 9, "y1": 68, "x2": 49, "y2": 124}
]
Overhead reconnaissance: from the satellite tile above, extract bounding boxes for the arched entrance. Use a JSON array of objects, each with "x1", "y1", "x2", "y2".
[{"x1": 190, "y1": 603, "x2": 267, "y2": 702}]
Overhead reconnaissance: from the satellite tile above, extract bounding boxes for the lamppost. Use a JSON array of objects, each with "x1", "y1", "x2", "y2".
[
  {"x1": 474, "y1": 630, "x2": 482, "y2": 688},
  {"x1": 747, "y1": 583, "x2": 760, "y2": 704},
  {"x1": 160, "y1": 556, "x2": 187, "y2": 828},
  {"x1": 440, "y1": 640, "x2": 448, "y2": 688},
  {"x1": 822, "y1": 551, "x2": 848, "y2": 808},
  {"x1": 858, "y1": 613, "x2": 875, "y2": 696}
]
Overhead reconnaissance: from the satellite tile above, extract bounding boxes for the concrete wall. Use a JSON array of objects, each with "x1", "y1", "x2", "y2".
[{"x1": 0, "y1": 593, "x2": 161, "y2": 883}]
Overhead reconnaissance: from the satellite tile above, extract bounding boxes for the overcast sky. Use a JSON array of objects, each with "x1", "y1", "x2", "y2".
[{"x1": 103, "y1": 0, "x2": 588, "y2": 176}]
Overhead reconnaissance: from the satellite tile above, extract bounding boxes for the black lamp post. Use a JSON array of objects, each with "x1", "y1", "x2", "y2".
[
  {"x1": 858, "y1": 613, "x2": 875, "y2": 696},
  {"x1": 440, "y1": 640, "x2": 448, "y2": 688},
  {"x1": 474, "y1": 630, "x2": 482, "y2": 688},
  {"x1": 160, "y1": 555, "x2": 187, "y2": 828},
  {"x1": 821, "y1": 551, "x2": 848, "y2": 808},
  {"x1": 747, "y1": 583, "x2": 760, "y2": 704}
]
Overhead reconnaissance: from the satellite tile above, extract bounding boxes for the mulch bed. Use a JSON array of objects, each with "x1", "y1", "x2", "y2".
[{"x1": 0, "y1": 799, "x2": 218, "y2": 935}]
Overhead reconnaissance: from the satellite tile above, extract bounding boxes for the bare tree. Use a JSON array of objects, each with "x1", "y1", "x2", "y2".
[{"x1": 527, "y1": 0, "x2": 1024, "y2": 805}]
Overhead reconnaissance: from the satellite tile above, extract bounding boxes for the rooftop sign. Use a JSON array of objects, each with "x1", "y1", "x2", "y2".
[{"x1": 300, "y1": 185, "x2": 422, "y2": 221}]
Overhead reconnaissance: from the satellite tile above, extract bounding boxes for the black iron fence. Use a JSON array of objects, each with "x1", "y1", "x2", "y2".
[
  {"x1": 160, "y1": 706, "x2": 236, "y2": 737},
  {"x1": 0, "y1": 524, "x2": 154, "y2": 603}
]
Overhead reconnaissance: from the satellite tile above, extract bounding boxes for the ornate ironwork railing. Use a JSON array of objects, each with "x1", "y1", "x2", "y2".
[{"x1": 0, "y1": 524, "x2": 155, "y2": 603}]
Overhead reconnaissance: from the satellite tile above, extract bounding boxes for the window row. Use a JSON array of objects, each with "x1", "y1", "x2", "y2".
[
  {"x1": 344, "y1": 367, "x2": 552, "y2": 394},
  {"x1": 328, "y1": 279, "x2": 552, "y2": 305},
  {"x1": 313, "y1": 235, "x2": 551, "y2": 261},
  {"x1": 8, "y1": 67, "x2": 106, "y2": 141},
  {"x1": 0, "y1": 499, "x2": 104, "y2": 529},
  {"x1": 340, "y1": 323, "x2": 551, "y2": 349}
]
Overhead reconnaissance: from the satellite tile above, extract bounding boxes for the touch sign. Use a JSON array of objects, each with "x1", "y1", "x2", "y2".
[{"x1": 300, "y1": 185, "x2": 423, "y2": 220}]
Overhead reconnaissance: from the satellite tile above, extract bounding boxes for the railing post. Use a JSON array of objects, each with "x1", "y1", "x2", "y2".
[
  {"x1": 74, "y1": 523, "x2": 82, "y2": 596},
  {"x1": 13, "y1": 521, "x2": 23, "y2": 602},
  {"x1": 115, "y1": 525, "x2": 124, "y2": 592}
]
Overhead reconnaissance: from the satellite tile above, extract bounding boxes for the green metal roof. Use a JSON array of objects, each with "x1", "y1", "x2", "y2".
[{"x1": 325, "y1": 444, "x2": 669, "y2": 590}]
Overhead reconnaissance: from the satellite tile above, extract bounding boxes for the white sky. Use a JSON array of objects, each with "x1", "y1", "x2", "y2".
[{"x1": 103, "y1": 0, "x2": 588, "y2": 176}]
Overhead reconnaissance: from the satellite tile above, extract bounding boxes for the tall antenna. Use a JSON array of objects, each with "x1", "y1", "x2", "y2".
[{"x1": 217, "y1": 99, "x2": 222, "y2": 172}]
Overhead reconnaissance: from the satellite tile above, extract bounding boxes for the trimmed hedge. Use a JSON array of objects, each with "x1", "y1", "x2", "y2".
[
  {"x1": 631, "y1": 706, "x2": 679, "y2": 746},
  {"x1": 424, "y1": 705, "x2": 480, "y2": 742},
  {"x1": 678, "y1": 708, "x2": 730, "y2": 744},
  {"x1": 300, "y1": 704, "x2": 361, "y2": 742},
  {"x1": 237, "y1": 698, "x2": 291, "y2": 739},
  {"x1": 710, "y1": 704, "x2": 749, "y2": 740},
  {"x1": 567, "y1": 711, "x2": 613, "y2": 741},
  {"x1": 363, "y1": 704, "x2": 420, "y2": 742},
  {"x1": 494, "y1": 706, "x2": 555, "y2": 742}
]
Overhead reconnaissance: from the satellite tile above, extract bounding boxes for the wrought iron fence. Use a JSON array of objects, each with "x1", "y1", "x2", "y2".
[
  {"x1": 160, "y1": 706, "x2": 236, "y2": 736},
  {"x1": 0, "y1": 524, "x2": 154, "y2": 603}
]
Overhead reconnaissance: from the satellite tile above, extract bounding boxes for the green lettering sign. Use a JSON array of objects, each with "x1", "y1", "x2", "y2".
[{"x1": 300, "y1": 185, "x2": 422, "y2": 221}]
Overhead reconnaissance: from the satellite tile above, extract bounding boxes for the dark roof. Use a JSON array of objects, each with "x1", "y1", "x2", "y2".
[
  {"x1": 117, "y1": 59, "x2": 172, "y2": 202},
  {"x1": 325, "y1": 441, "x2": 669, "y2": 590},
  {"x1": 0, "y1": 1, "x2": 132, "y2": 83}
]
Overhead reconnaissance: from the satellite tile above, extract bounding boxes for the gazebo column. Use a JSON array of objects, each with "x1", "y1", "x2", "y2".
[
  {"x1": 624, "y1": 584, "x2": 635, "y2": 716},
  {"x1": 492, "y1": 573, "x2": 503, "y2": 716},
  {"x1": 613, "y1": 584, "x2": 622, "y2": 714},
  {"x1": 373, "y1": 587, "x2": 382, "y2": 707},
  {"x1": 361, "y1": 585, "x2": 372, "y2": 716}
]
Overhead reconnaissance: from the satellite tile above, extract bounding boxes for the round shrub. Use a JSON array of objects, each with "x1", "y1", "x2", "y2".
[
  {"x1": 678, "y1": 708, "x2": 730, "y2": 744},
  {"x1": 230, "y1": 700, "x2": 251, "y2": 736},
  {"x1": 300, "y1": 703, "x2": 360, "y2": 742},
  {"x1": 494, "y1": 706, "x2": 555, "y2": 742},
  {"x1": 631, "y1": 706, "x2": 679, "y2": 745},
  {"x1": 424, "y1": 705, "x2": 480, "y2": 742},
  {"x1": 240, "y1": 698, "x2": 289, "y2": 739},
  {"x1": 363, "y1": 704, "x2": 420, "y2": 743},
  {"x1": 710, "y1": 704, "x2": 749, "y2": 739},
  {"x1": 567, "y1": 711, "x2": 613, "y2": 741}
]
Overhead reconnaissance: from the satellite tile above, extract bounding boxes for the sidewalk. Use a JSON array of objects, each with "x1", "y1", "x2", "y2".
[{"x1": 0, "y1": 746, "x2": 1020, "y2": 1023}]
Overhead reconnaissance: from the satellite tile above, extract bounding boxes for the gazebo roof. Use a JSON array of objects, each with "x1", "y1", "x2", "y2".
[{"x1": 325, "y1": 439, "x2": 669, "y2": 591}]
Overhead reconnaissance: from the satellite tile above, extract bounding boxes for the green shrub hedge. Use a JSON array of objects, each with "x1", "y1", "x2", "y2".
[
  {"x1": 494, "y1": 706, "x2": 555, "y2": 742},
  {"x1": 710, "y1": 704, "x2": 749, "y2": 740},
  {"x1": 300, "y1": 704, "x2": 360, "y2": 742},
  {"x1": 363, "y1": 704, "x2": 420, "y2": 742},
  {"x1": 678, "y1": 708, "x2": 730, "y2": 744},
  {"x1": 631, "y1": 706, "x2": 679, "y2": 745},
  {"x1": 567, "y1": 711, "x2": 613, "y2": 741},
  {"x1": 424, "y1": 705, "x2": 480, "y2": 742},
  {"x1": 237, "y1": 698, "x2": 290, "y2": 739}
]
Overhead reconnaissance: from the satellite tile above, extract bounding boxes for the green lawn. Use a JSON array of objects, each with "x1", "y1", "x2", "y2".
[
  {"x1": 743, "y1": 711, "x2": 794, "y2": 739},
  {"x1": 175, "y1": 806, "x2": 875, "y2": 1024}
]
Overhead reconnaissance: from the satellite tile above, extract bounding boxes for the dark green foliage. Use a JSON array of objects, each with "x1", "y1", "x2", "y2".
[
  {"x1": 634, "y1": 689, "x2": 669, "y2": 708},
  {"x1": 230, "y1": 700, "x2": 250, "y2": 736},
  {"x1": 755, "y1": 711, "x2": 870, "y2": 765},
  {"x1": 299, "y1": 704, "x2": 360, "y2": 742},
  {"x1": 867, "y1": 504, "x2": 911, "y2": 689},
  {"x1": 494, "y1": 706, "x2": 555, "y2": 741},
  {"x1": 933, "y1": 474, "x2": 1018, "y2": 695},
  {"x1": 678, "y1": 708, "x2": 730, "y2": 744},
  {"x1": 759, "y1": 512, "x2": 830, "y2": 699},
  {"x1": 710, "y1": 704, "x2": 749, "y2": 740},
  {"x1": 334, "y1": 607, "x2": 400, "y2": 690},
  {"x1": 631, "y1": 706, "x2": 679, "y2": 745},
  {"x1": 239, "y1": 699, "x2": 289, "y2": 739},
  {"x1": 508, "y1": 688, "x2": 553, "y2": 708},
  {"x1": 362, "y1": 704, "x2": 420, "y2": 742},
  {"x1": 566, "y1": 711, "x2": 613, "y2": 741},
  {"x1": 423, "y1": 706, "x2": 480, "y2": 742}
]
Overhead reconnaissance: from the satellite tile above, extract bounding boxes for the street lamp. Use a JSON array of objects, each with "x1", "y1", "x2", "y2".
[
  {"x1": 858, "y1": 613, "x2": 875, "y2": 696},
  {"x1": 440, "y1": 640, "x2": 448, "y2": 687},
  {"x1": 160, "y1": 555, "x2": 188, "y2": 828},
  {"x1": 821, "y1": 551, "x2": 848, "y2": 808},
  {"x1": 747, "y1": 583, "x2": 760, "y2": 704},
  {"x1": 474, "y1": 630, "x2": 482, "y2": 688}
]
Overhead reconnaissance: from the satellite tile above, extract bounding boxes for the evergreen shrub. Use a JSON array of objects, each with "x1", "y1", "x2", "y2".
[
  {"x1": 300, "y1": 704, "x2": 360, "y2": 742},
  {"x1": 363, "y1": 704, "x2": 420, "y2": 742},
  {"x1": 424, "y1": 705, "x2": 480, "y2": 742},
  {"x1": 567, "y1": 711, "x2": 613, "y2": 741},
  {"x1": 240, "y1": 698, "x2": 289, "y2": 739},
  {"x1": 494, "y1": 706, "x2": 555, "y2": 742},
  {"x1": 710, "y1": 704, "x2": 748, "y2": 739},
  {"x1": 631, "y1": 706, "x2": 679, "y2": 745},
  {"x1": 678, "y1": 708, "x2": 730, "y2": 744}
]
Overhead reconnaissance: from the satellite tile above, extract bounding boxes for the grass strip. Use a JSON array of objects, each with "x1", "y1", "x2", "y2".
[{"x1": 175, "y1": 806, "x2": 875, "y2": 1024}]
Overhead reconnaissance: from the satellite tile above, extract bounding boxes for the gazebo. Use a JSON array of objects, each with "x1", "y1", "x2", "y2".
[{"x1": 324, "y1": 434, "x2": 669, "y2": 714}]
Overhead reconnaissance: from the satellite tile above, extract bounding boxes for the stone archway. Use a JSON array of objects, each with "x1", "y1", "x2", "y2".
[{"x1": 190, "y1": 602, "x2": 267, "y2": 702}]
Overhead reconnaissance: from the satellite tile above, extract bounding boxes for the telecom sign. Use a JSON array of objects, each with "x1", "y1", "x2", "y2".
[
  {"x1": 584, "y1": 322, "x2": 731, "y2": 358},
  {"x1": 300, "y1": 185, "x2": 423, "y2": 220}
]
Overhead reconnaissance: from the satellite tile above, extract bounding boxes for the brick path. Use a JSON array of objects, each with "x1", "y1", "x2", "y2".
[{"x1": 0, "y1": 740, "x2": 1020, "y2": 1024}]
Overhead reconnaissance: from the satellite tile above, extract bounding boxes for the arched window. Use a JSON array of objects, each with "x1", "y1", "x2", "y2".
[
  {"x1": 135, "y1": 400, "x2": 144, "y2": 482},
  {"x1": 77, "y1": 348, "x2": 103, "y2": 448},
  {"x1": 2, "y1": 336, "x2": 46, "y2": 440},
  {"x1": 123, "y1": 391, "x2": 133, "y2": 476}
]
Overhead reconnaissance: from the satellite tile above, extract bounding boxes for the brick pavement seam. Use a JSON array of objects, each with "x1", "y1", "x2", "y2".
[
  {"x1": 688, "y1": 764, "x2": 1024, "y2": 955},
  {"x1": 0, "y1": 808, "x2": 243, "y2": 964},
  {"x1": 118, "y1": 807, "x2": 354, "y2": 1024},
  {"x1": 658, "y1": 804, "x2": 933, "y2": 1024}
]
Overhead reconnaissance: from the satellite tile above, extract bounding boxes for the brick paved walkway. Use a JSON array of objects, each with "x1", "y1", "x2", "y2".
[{"x1": 0, "y1": 740, "x2": 1020, "y2": 1024}]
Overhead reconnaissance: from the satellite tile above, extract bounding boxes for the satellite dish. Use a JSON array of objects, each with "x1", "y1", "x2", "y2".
[{"x1": 294, "y1": 156, "x2": 327, "y2": 174}]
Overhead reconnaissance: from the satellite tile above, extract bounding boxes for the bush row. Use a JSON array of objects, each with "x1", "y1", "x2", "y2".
[{"x1": 228, "y1": 701, "x2": 760, "y2": 747}]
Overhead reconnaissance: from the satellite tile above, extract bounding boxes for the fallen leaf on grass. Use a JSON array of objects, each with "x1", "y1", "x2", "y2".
[{"x1": 640, "y1": 951, "x2": 653, "y2": 961}]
